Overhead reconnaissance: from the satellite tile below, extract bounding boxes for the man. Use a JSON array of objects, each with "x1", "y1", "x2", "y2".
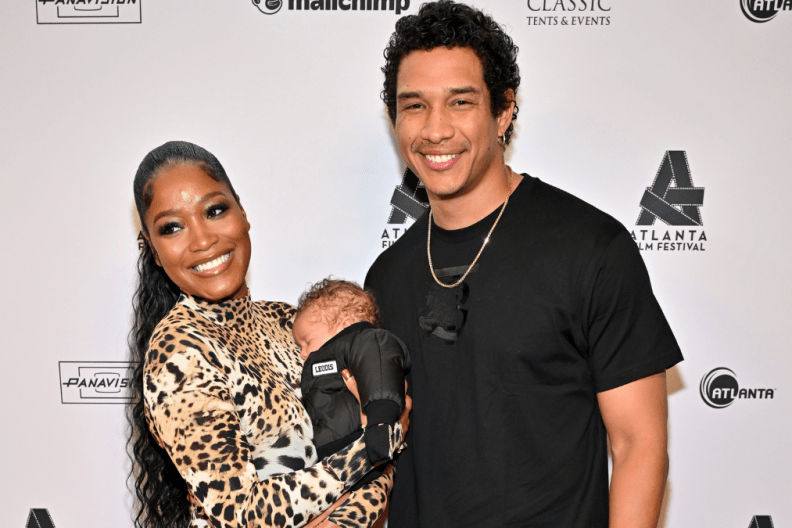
[{"x1": 364, "y1": 1, "x2": 683, "y2": 527}]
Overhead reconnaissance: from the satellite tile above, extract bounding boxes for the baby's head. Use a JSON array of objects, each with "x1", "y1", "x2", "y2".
[{"x1": 293, "y1": 278, "x2": 381, "y2": 360}]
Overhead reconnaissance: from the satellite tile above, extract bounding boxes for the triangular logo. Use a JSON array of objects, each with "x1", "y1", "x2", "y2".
[
  {"x1": 748, "y1": 515, "x2": 775, "y2": 528},
  {"x1": 26, "y1": 509, "x2": 55, "y2": 528},
  {"x1": 637, "y1": 151, "x2": 704, "y2": 226},
  {"x1": 388, "y1": 167, "x2": 429, "y2": 224}
]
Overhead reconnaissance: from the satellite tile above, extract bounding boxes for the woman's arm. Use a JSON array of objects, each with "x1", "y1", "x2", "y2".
[
  {"x1": 323, "y1": 464, "x2": 395, "y2": 528},
  {"x1": 146, "y1": 346, "x2": 380, "y2": 528},
  {"x1": 318, "y1": 371, "x2": 411, "y2": 528}
]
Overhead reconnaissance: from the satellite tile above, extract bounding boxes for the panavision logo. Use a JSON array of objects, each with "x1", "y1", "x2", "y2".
[
  {"x1": 59, "y1": 361, "x2": 134, "y2": 404},
  {"x1": 380, "y1": 167, "x2": 428, "y2": 250},
  {"x1": 36, "y1": 0, "x2": 141, "y2": 25},
  {"x1": 253, "y1": 0, "x2": 410, "y2": 15},
  {"x1": 632, "y1": 151, "x2": 706, "y2": 252},
  {"x1": 699, "y1": 368, "x2": 775, "y2": 409},
  {"x1": 741, "y1": 0, "x2": 791, "y2": 23},
  {"x1": 26, "y1": 509, "x2": 56, "y2": 528}
]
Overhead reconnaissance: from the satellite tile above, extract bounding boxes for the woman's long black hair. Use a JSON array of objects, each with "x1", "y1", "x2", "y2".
[{"x1": 127, "y1": 141, "x2": 239, "y2": 528}]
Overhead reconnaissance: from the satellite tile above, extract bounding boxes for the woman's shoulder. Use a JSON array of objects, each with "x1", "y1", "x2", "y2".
[
  {"x1": 252, "y1": 299, "x2": 296, "y2": 320},
  {"x1": 150, "y1": 298, "x2": 213, "y2": 338},
  {"x1": 145, "y1": 301, "x2": 216, "y2": 377},
  {"x1": 251, "y1": 299, "x2": 297, "y2": 344}
]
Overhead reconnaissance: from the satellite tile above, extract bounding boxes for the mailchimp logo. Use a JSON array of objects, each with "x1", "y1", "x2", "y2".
[
  {"x1": 252, "y1": 0, "x2": 282, "y2": 14},
  {"x1": 699, "y1": 367, "x2": 775, "y2": 409},
  {"x1": 253, "y1": 0, "x2": 410, "y2": 15},
  {"x1": 740, "y1": 0, "x2": 791, "y2": 23}
]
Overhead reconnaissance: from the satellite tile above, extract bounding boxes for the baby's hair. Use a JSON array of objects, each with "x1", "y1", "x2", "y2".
[{"x1": 296, "y1": 278, "x2": 382, "y2": 329}]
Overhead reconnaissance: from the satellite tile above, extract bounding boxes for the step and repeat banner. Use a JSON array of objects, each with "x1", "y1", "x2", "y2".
[{"x1": 1, "y1": 1, "x2": 790, "y2": 527}]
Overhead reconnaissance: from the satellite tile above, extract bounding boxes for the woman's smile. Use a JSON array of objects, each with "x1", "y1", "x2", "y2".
[{"x1": 190, "y1": 251, "x2": 232, "y2": 274}]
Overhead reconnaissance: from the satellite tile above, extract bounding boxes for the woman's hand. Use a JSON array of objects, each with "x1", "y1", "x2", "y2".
[
  {"x1": 314, "y1": 520, "x2": 343, "y2": 528},
  {"x1": 304, "y1": 493, "x2": 349, "y2": 528}
]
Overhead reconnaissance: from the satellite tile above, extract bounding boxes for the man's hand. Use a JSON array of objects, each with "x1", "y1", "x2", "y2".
[
  {"x1": 597, "y1": 370, "x2": 669, "y2": 528},
  {"x1": 342, "y1": 370, "x2": 412, "y2": 447}
]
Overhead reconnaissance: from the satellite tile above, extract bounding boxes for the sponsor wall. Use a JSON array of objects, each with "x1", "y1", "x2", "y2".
[{"x1": 1, "y1": 0, "x2": 790, "y2": 526}]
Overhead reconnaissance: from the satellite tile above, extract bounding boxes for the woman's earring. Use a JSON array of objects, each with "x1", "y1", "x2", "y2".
[{"x1": 498, "y1": 134, "x2": 506, "y2": 147}]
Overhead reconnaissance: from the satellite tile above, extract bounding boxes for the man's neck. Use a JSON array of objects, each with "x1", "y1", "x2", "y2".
[{"x1": 429, "y1": 165, "x2": 523, "y2": 230}]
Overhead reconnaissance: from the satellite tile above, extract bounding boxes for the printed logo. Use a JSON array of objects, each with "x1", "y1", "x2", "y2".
[
  {"x1": 637, "y1": 151, "x2": 703, "y2": 226},
  {"x1": 740, "y1": 0, "x2": 791, "y2": 23},
  {"x1": 312, "y1": 361, "x2": 338, "y2": 376},
  {"x1": 36, "y1": 0, "x2": 142, "y2": 25},
  {"x1": 253, "y1": 0, "x2": 410, "y2": 15},
  {"x1": 748, "y1": 516, "x2": 775, "y2": 528},
  {"x1": 26, "y1": 509, "x2": 56, "y2": 528},
  {"x1": 699, "y1": 367, "x2": 776, "y2": 409},
  {"x1": 252, "y1": 0, "x2": 283, "y2": 15},
  {"x1": 380, "y1": 167, "x2": 428, "y2": 250},
  {"x1": 526, "y1": 0, "x2": 611, "y2": 26},
  {"x1": 59, "y1": 361, "x2": 134, "y2": 404},
  {"x1": 631, "y1": 151, "x2": 706, "y2": 252}
]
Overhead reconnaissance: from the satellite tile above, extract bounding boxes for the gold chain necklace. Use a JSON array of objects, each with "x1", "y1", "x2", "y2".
[{"x1": 427, "y1": 168, "x2": 514, "y2": 289}]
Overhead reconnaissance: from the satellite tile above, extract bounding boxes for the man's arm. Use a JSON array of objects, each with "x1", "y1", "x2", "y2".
[{"x1": 597, "y1": 370, "x2": 669, "y2": 528}]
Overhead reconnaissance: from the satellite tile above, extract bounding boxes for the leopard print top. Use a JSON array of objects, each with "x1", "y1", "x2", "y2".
[{"x1": 144, "y1": 293, "x2": 394, "y2": 528}]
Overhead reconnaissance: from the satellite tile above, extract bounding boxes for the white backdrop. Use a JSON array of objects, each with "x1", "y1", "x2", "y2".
[{"x1": 1, "y1": 1, "x2": 790, "y2": 527}]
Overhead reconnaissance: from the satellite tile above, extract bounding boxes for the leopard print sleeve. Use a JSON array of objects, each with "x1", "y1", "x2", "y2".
[
  {"x1": 326, "y1": 464, "x2": 395, "y2": 528},
  {"x1": 145, "y1": 333, "x2": 374, "y2": 527}
]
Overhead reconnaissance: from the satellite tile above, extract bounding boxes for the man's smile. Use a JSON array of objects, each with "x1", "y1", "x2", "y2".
[
  {"x1": 422, "y1": 152, "x2": 461, "y2": 170},
  {"x1": 424, "y1": 153, "x2": 459, "y2": 163}
]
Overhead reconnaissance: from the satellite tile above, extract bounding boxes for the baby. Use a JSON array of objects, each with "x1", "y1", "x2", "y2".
[{"x1": 292, "y1": 278, "x2": 410, "y2": 470}]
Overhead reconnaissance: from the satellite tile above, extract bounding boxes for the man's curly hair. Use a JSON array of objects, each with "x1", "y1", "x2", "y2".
[
  {"x1": 381, "y1": 0, "x2": 520, "y2": 145},
  {"x1": 296, "y1": 278, "x2": 382, "y2": 329}
]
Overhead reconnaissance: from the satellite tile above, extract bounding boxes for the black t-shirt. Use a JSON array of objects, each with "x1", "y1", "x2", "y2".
[{"x1": 365, "y1": 175, "x2": 683, "y2": 528}]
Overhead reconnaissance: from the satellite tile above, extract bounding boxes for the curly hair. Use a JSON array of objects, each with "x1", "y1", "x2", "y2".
[
  {"x1": 381, "y1": 0, "x2": 521, "y2": 145},
  {"x1": 296, "y1": 278, "x2": 382, "y2": 330},
  {"x1": 127, "y1": 141, "x2": 239, "y2": 528}
]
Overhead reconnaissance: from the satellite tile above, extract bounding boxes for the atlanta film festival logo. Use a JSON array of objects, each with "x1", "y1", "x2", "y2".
[
  {"x1": 25, "y1": 509, "x2": 56, "y2": 528},
  {"x1": 741, "y1": 0, "x2": 792, "y2": 23},
  {"x1": 380, "y1": 167, "x2": 429, "y2": 250},
  {"x1": 699, "y1": 367, "x2": 776, "y2": 409},
  {"x1": 632, "y1": 151, "x2": 707, "y2": 252},
  {"x1": 36, "y1": 0, "x2": 141, "y2": 25},
  {"x1": 58, "y1": 361, "x2": 134, "y2": 404},
  {"x1": 747, "y1": 516, "x2": 776, "y2": 528},
  {"x1": 252, "y1": 0, "x2": 411, "y2": 15}
]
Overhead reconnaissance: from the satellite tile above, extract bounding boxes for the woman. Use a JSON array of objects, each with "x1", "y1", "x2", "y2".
[{"x1": 127, "y1": 141, "x2": 402, "y2": 528}]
